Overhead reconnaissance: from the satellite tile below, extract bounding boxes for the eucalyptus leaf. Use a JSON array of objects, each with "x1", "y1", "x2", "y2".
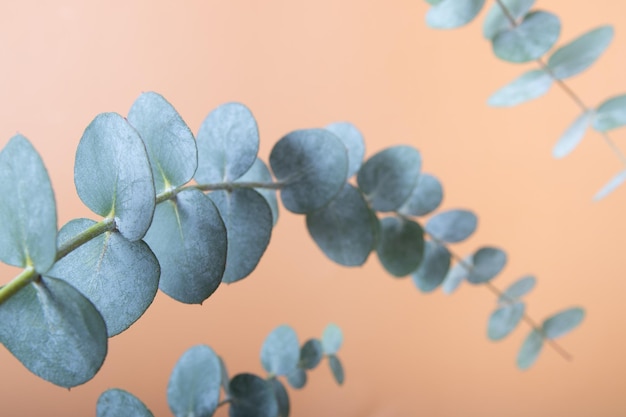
[
  {"x1": 328, "y1": 355, "x2": 345, "y2": 385},
  {"x1": 0, "y1": 276, "x2": 107, "y2": 387},
  {"x1": 270, "y1": 129, "x2": 348, "y2": 214},
  {"x1": 552, "y1": 111, "x2": 592, "y2": 159},
  {"x1": 424, "y1": 0, "x2": 443, "y2": 5},
  {"x1": 517, "y1": 329, "x2": 543, "y2": 370},
  {"x1": 300, "y1": 339, "x2": 323, "y2": 370},
  {"x1": 377, "y1": 217, "x2": 425, "y2": 277},
  {"x1": 260, "y1": 325, "x2": 300, "y2": 376},
  {"x1": 483, "y1": 0, "x2": 535, "y2": 40},
  {"x1": 499, "y1": 275, "x2": 536, "y2": 304},
  {"x1": 97, "y1": 389, "x2": 154, "y2": 417},
  {"x1": 286, "y1": 367, "x2": 307, "y2": 389},
  {"x1": 398, "y1": 173, "x2": 444, "y2": 217},
  {"x1": 49, "y1": 218, "x2": 160, "y2": 336},
  {"x1": 127, "y1": 91, "x2": 197, "y2": 192},
  {"x1": 0, "y1": 135, "x2": 57, "y2": 272},
  {"x1": 468, "y1": 246, "x2": 507, "y2": 284},
  {"x1": 325, "y1": 122, "x2": 366, "y2": 178},
  {"x1": 411, "y1": 240, "x2": 451, "y2": 293},
  {"x1": 487, "y1": 70, "x2": 553, "y2": 107},
  {"x1": 167, "y1": 345, "x2": 222, "y2": 417},
  {"x1": 357, "y1": 146, "x2": 421, "y2": 212},
  {"x1": 542, "y1": 307, "x2": 585, "y2": 339},
  {"x1": 322, "y1": 323, "x2": 343, "y2": 355},
  {"x1": 441, "y1": 256, "x2": 472, "y2": 294},
  {"x1": 426, "y1": 0, "x2": 486, "y2": 29},
  {"x1": 74, "y1": 112, "x2": 155, "y2": 241},
  {"x1": 270, "y1": 378, "x2": 290, "y2": 417},
  {"x1": 488, "y1": 302, "x2": 525, "y2": 340},
  {"x1": 237, "y1": 158, "x2": 279, "y2": 225},
  {"x1": 229, "y1": 374, "x2": 279, "y2": 417},
  {"x1": 593, "y1": 170, "x2": 626, "y2": 201},
  {"x1": 425, "y1": 209, "x2": 477, "y2": 243},
  {"x1": 548, "y1": 26, "x2": 614, "y2": 80},
  {"x1": 196, "y1": 102, "x2": 259, "y2": 183},
  {"x1": 492, "y1": 11, "x2": 561, "y2": 63},
  {"x1": 593, "y1": 94, "x2": 626, "y2": 132}
]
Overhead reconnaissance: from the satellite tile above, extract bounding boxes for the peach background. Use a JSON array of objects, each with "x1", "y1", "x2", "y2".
[{"x1": 1, "y1": 0, "x2": 625, "y2": 416}]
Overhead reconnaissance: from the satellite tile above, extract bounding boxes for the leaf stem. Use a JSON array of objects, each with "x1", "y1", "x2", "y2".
[
  {"x1": 155, "y1": 181, "x2": 284, "y2": 204},
  {"x1": 217, "y1": 399, "x2": 231, "y2": 408},
  {"x1": 55, "y1": 217, "x2": 116, "y2": 262},
  {"x1": 0, "y1": 266, "x2": 36, "y2": 305}
]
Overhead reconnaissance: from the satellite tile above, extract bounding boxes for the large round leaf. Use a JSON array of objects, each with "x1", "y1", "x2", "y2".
[
  {"x1": 426, "y1": 0, "x2": 486, "y2": 29},
  {"x1": 542, "y1": 307, "x2": 585, "y2": 339},
  {"x1": 0, "y1": 276, "x2": 107, "y2": 387},
  {"x1": 483, "y1": 0, "x2": 535, "y2": 40},
  {"x1": 269, "y1": 378, "x2": 290, "y2": 417},
  {"x1": 492, "y1": 11, "x2": 561, "y2": 63},
  {"x1": 229, "y1": 374, "x2": 279, "y2": 417},
  {"x1": 376, "y1": 217, "x2": 425, "y2": 277},
  {"x1": 468, "y1": 246, "x2": 507, "y2": 284},
  {"x1": 593, "y1": 94, "x2": 626, "y2": 132},
  {"x1": 97, "y1": 389, "x2": 154, "y2": 417},
  {"x1": 488, "y1": 302, "x2": 525, "y2": 341},
  {"x1": 270, "y1": 129, "x2": 348, "y2": 214},
  {"x1": 236, "y1": 158, "x2": 279, "y2": 225},
  {"x1": 49, "y1": 218, "x2": 160, "y2": 336},
  {"x1": 552, "y1": 111, "x2": 592, "y2": 159},
  {"x1": 411, "y1": 240, "x2": 451, "y2": 293},
  {"x1": 425, "y1": 209, "x2": 477, "y2": 243},
  {"x1": 261, "y1": 325, "x2": 300, "y2": 376},
  {"x1": 548, "y1": 26, "x2": 614, "y2": 80},
  {"x1": 398, "y1": 173, "x2": 444, "y2": 217},
  {"x1": 325, "y1": 122, "x2": 365, "y2": 178},
  {"x1": 499, "y1": 275, "x2": 536, "y2": 304},
  {"x1": 487, "y1": 70, "x2": 553, "y2": 107},
  {"x1": 75, "y1": 112, "x2": 155, "y2": 241},
  {"x1": 517, "y1": 329, "x2": 543, "y2": 370}
]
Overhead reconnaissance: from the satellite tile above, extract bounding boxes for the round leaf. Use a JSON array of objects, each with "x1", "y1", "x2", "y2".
[
  {"x1": 286, "y1": 367, "x2": 307, "y2": 390},
  {"x1": 196, "y1": 102, "x2": 259, "y2": 183},
  {"x1": 357, "y1": 146, "x2": 421, "y2": 212},
  {"x1": 127, "y1": 92, "x2": 197, "y2": 192},
  {"x1": 488, "y1": 302, "x2": 525, "y2": 341},
  {"x1": 97, "y1": 389, "x2": 154, "y2": 417},
  {"x1": 377, "y1": 217, "x2": 425, "y2": 277},
  {"x1": 236, "y1": 158, "x2": 279, "y2": 225},
  {"x1": 74, "y1": 112, "x2": 155, "y2": 241},
  {"x1": 325, "y1": 121, "x2": 365, "y2": 178},
  {"x1": 260, "y1": 325, "x2": 300, "y2": 376},
  {"x1": 270, "y1": 129, "x2": 348, "y2": 214},
  {"x1": 517, "y1": 329, "x2": 543, "y2": 370},
  {"x1": 398, "y1": 173, "x2": 444, "y2": 217},
  {"x1": 425, "y1": 209, "x2": 477, "y2": 243},
  {"x1": 144, "y1": 189, "x2": 227, "y2": 304},
  {"x1": 483, "y1": 0, "x2": 535, "y2": 40},
  {"x1": 552, "y1": 111, "x2": 592, "y2": 159},
  {"x1": 499, "y1": 275, "x2": 536, "y2": 304},
  {"x1": 548, "y1": 26, "x2": 614, "y2": 80},
  {"x1": 269, "y1": 378, "x2": 290, "y2": 417},
  {"x1": 411, "y1": 240, "x2": 451, "y2": 293},
  {"x1": 441, "y1": 256, "x2": 472, "y2": 295},
  {"x1": 229, "y1": 373, "x2": 278, "y2": 417},
  {"x1": 487, "y1": 69, "x2": 553, "y2": 107},
  {"x1": 468, "y1": 246, "x2": 507, "y2": 284},
  {"x1": 492, "y1": 11, "x2": 561, "y2": 63},
  {"x1": 542, "y1": 307, "x2": 585, "y2": 339},
  {"x1": 426, "y1": 0, "x2": 486, "y2": 29},
  {"x1": 0, "y1": 276, "x2": 107, "y2": 387},
  {"x1": 49, "y1": 218, "x2": 160, "y2": 336},
  {"x1": 593, "y1": 170, "x2": 626, "y2": 201},
  {"x1": 322, "y1": 323, "x2": 343, "y2": 355},
  {"x1": 299, "y1": 339, "x2": 323, "y2": 370},
  {"x1": 593, "y1": 94, "x2": 626, "y2": 132},
  {"x1": 328, "y1": 355, "x2": 345, "y2": 385},
  {"x1": 0, "y1": 135, "x2": 57, "y2": 272}
]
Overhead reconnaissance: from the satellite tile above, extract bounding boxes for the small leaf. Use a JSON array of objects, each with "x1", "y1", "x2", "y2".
[
  {"x1": 261, "y1": 325, "x2": 300, "y2": 376},
  {"x1": 328, "y1": 355, "x2": 345, "y2": 385},
  {"x1": 377, "y1": 217, "x2": 425, "y2": 277},
  {"x1": 144, "y1": 189, "x2": 227, "y2": 304},
  {"x1": 322, "y1": 323, "x2": 343, "y2": 355},
  {"x1": 196, "y1": 102, "x2": 259, "y2": 183},
  {"x1": 488, "y1": 302, "x2": 525, "y2": 341},
  {"x1": 426, "y1": 0, "x2": 486, "y2": 29},
  {"x1": 517, "y1": 329, "x2": 544, "y2": 370},
  {"x1": 411, "y1": 240, "x2": 451, "y2": 293},
  {"x1": 552, "y1": 111, "x2": 592, "y2": 159},
  {"x1": 229, "y1": 374, "x2": 279, "y2": 417},
  {"x1": 398, "y1": 173, "x2": 444, "y2": 217},
  {"x1": 357, "y1": 146, "x2": 421, "y2": 212},
  {"x1": 270, "y1": 378, "x2": 290, "y2": 417},
  {"x1": 97, "y1": 389, "x2": 154, "y2": 417},
  {"x1": 425, "y1": 209, "x2": 478, "y2": 243},
  {"x1": 209, "y1": 189, "x2": 272, "y2": 284},
  {"x1": 483, "y1": 0, "x2": 535, "y2": 40},
  {"x1": 441, "y1": 256, "x2": 472, "y2": 294},
  {"x1": 0, "y1": 135, "x2": 57, "y2": 272},
  {"x1": 492, "y1": 11, "x2": 561, "y2": 63},
  {"x1": 325, "y1": 122, "x2": 366, "y2": 178},
  {"x1": 127, "y1": 92, "x2": 197, "y2": 193},
  {"x1": 270, "y1": 129, "x2": 348, "y2": 214},
  {"x1": 74, "y1": 113, "x2": 155, "y2": 241},
  {"x1": 306, "y1": 184, "x2": 376, "y2": 267},
  {"x1": 499, "y1": 275, "x2": 536, "y2": 304},
  {"x1": 593, "y1": 94, "x2": 626, "y2": 132},
  {"x1": 593, "y1": 170, "x2": 626, "y2": 201},
  {"x1": 286, "y1": 367, "x2": 307, "y2": 389},
  {"x1": 236, "y1": 158, "x2": 279, "y2": 225},
  {"x1": 167, "y1": 345, "x2": 222, "y2": 417},
  {"x1": 542, "y1": 307, "x2": 585, "y2": 339},
  {"x1": 300, "y1": 339, "x2": 323, "y2": 370},
  {"x1": 0, "y1": 276, "x2": 107, "y2": 387},
  {"x1": 548, "y1": 26, "x2": 614, "y2": 79},
  {"x1": 468, "y1": 246, "x2": 507, "y2": 284},
  {"x1": 487, "y1": 69, "x2": 553, "y2": 107},
  {"x1": 49, "y1": 218, "x2": 160, "y2": 336}
]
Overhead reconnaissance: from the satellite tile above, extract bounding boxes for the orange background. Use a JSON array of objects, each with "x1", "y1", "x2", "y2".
[{"x1": 1, "y1": 1, "x2": 625, "y2": 416}]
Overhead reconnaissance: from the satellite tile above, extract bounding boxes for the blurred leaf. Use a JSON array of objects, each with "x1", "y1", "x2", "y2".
[
  {"x1": 377, "y1": 217, "x2": 425, "y2": 277},
  {"x1": 127, "y1": 92, "x2": 197, "y2": 193},
  {"x1": 593, "y1": 94, "x2": 626, "y2": 132},
  {"x1": 441, "y1": 256, "x2": 472, "y2": 294},
  {"x1": 74, "y1": 113, "x2": 155, "y2": 241},
  {"x1": 425, "y1": 209, "x2": 477, "y2": 243},
  {"x1": 299, "y1": 339, "x2": 323, "y2": 370},
  {"x1": 229, "y1": 374, "x2": 278, "y2": 417},
  {"x1": 270, "y1": 378, "x2": 290, "y2": 417},
  {"x1": 552, "y1": 111, "x2": 592, "y2": 159},
  {"x1": 270, "y1": 129, "x2": 348, "y2": 214},
  {"x1": 426, "y1": 0, "x2": 486, "y2": 29},
  {"x1": 196, "y1": 102, "x2": 258, "y2": 183},
  {"x1": 325, "y1": 121, "x2": 366, "y2": 178},
  {"x1": 468, "y1": 246, "x2": 507, "y2": 284},
  {"x1": 97, "y1": 389, "x2": 154, "y2": 417},
  {"x1": 548, "y1": 26, "x2": 614, "y2": 79},
  {"x1": 322, "y1": 323, "x2": 343, "y2": 355},
  {"x1": 0, "y1": 276, "x2": 107, "y2": 387},
  {"x1": 593, "y1": 170, "x2": 626, "y2": 201},
  {"x1": 306, "y1": 184, "x2": 376, "y2": 267},
  {"x1": 261, "y1": 325, "x2": 300, "y2": 376},
  {"x1": 517, "y1": 329, "x2": 543, "y2": 370},
  {"x1": 168, "y1": 345, "x2": 221, "y2": 417},
  {"x1": 412, "y1": 240, "x2": 451, "y2": 293},
  {"x1": 492, "y1": 11, "x2": 561, "y2": 63},
  {"x1": 499, "y1": 275, "x2": 536, "y2": 304},
  {"x1": 286, "y1": 367, "x2": 307, "y2": 389},
  {"x1": 487, "y1": 69, "x2": 553, "y2": 107},
  {"x1": 398, "y1": 173, "x2": 444, "y2": 217},
  {"x1": 424, "y1": 0, "x2": 443, "y2": 5},
  {"x1": 542, "y1": 307, "x2": 585, "y2": 339},
  {"x1": 144, "y1": 189, "x2": 226, "y2": 303},
  {"x1": 328, "y1": 355, "x2": 345, "y2": 385},
  {"x1": 49, "y1": 218, "x2": 160, "y2": 336},
  {"x1": 483, "y1": 0, "x2": 535, "y2": 40},
  {"x1": 488, "y1": 302, "x2": 525, "y2": 340},
  {"x1": 357, "y1": 146, "x2": 421, "y2": 212},
  {"x1": 237, "y1": 158, "x2": 279, "y2": 225},
  {"x1": 0, "y1": 135, "x2": 57, "y2": 272}
]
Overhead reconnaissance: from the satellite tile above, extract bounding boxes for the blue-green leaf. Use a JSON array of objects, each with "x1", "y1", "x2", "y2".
[
  {"x1": 357, "y1": 146, "x2": 421, "y2": 212},
  {"x1": 593, "y1": 94, "x2": 626, "y2": 132},
  {"x1": 328, "y1": 355, "x2": 345, "y2": 385},
  {"x1": 424, "y1": 0, "x2": 443, "y2": 5},
  {"x1": 229, "y1": 374, "x2": 278, "y2": 417},
  {"x1": 49, "y1": 218, "x2": 160, "y2": 336},
  {"x1": 483, "y1": 0, "x2": 535, "y2": 40},
  {"x1": 398, "y1": 173, "x2": 444, "y2": 217},
  {"x1": 425, "y1": 209, "x2": 477, "y2": 243},
  {"x1": 488, "y1": 302, "x2": 525, "y2": 340},
  {"x1": 97, "y1": 389, "x2": 154, "y2": 417},
  {"x1": 270, "y1": 378, "x2": 290, "y2": 417},
  {"x1": 261, "y1": 325, "x2": 300, "y2": 376},
  {"x1": 517, "y1": 329, "x2": 543, "y2": 370},
  {"x1": 499, "y1": 275, "x2": 536, "y2": 304},
  {"x1": 548, "y1": 26, "x2": 614, "y2": 80},
  {"x1": 593, "y1": 170, "x2": 626, "y2": 201},
  {"x1": 0, "y1": 276, "x2": 107, "y2": 387},
  {"x1": 127, "y1": 92, "x2": 197, "y2": 193},
  {"x1": 306, "y1": 184, "x2": 376, "y2": 267},
  {"x1": 236, "y1": 158, "x2": 279, "y2": 225},
  {"x1": 168, "y1": 345, "x2": 221, "y2": 417},
  {"x1": 325, "y1": 122, "x2": 365, "y2": 178},
  {"x1": 468, "y1": 246, "x2": 507, "y2": 284},
  {"x1": 542, "y1": 307, "x2": 585, "y2": 339},
  {"x1": 299, "y1": 339, "x2": 323, "y2": 370},
  {"x1": 209, "y1": 189, "x2": 272, "y2": 284},
  {"x1": 411, "y1": 240, "x2": 451, "y2": 293},
  {"x1": 552, "y1": 111, "x2": 592, "y2": 159},
  {"x1": 377, "y1": 217, "x2": 425, "y2": 277},
  {"x1": 144, "y1": 189, "x2": 226, "y2": 304},
  {"x1": 270, "y1": 129, "x2": 348, "y2": 214},
  {"x1": 286, "y1": 367, "x2": 307, "y2": 389},
  {"x1": 0, "y1": 135, "x2": 57, "y2": 272},
  {"x1": 487, "y1": 70, "x2": 553, "y2": 107},
  {"x1": 492, "y1": 11, "x2": 561, "y2": 63},
  {"x1": 441, "y1": 256, "x2": 472, "y2": 294},
  {"x1": 426, "y1": 0, "x2": 486, "y2": 29},
  {"x1": 74, "y1": 113, "x2": 155, "y2": 241},
  {"x1": 196, "y1": 102, "x2": 259, "y2": 183},
  {"x1": 322, "y1": 323, "x2": 343, "y2": 355}
]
